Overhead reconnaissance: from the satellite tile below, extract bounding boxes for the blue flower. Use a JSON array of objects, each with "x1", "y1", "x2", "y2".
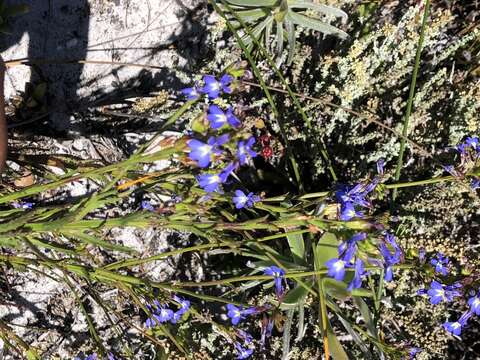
[
  {"x1": 338, "y1": 232, "x2": 367, "y2": 263},
  {"x1": 260, "y1": 317, "x2": 274, "y2": 348},
  {"x1": 339, "y1": 202, "x2": 363, "y2": 221},
  {"x1": 376, "y1": 159, "x2": 385, "y2": 175},
  {"x1": 170, "y1": 311, "x2": 183, "y2": 324},
  {"x1": 173, "y1": 295, "x2": 190, "y2": 315},
  {"x1": 471, "y1": 177, "x2": 480, "y2": 190},
  {"x1": 141, "y1": 200, "x2": 155, "y2": 211},
  {"x1": 85, "y1": 355, "x2": 97, "y2": 360},
  {"x1": 379, "y1": 233, "x2": 402, "y2": 282},
  {"x1": 264, "y1": 266, "x2": 286, "y2": 297},
  {"x1": 107, "y1": 353, "x2": 117, "y2": 360},
  {"x1": 237, "y1": 137, "x2": 257, "y2": 165},
  {"x1": 418, "y1": 249, "x2": 426, "y2": 263},
  {"x1": 197, "y1": 173, "x2": 223, "y2": 193},
  {"x1": 468, "y1": 294, "x2": 480, "y2": 315},
  {"x1": 347, "y1": 259, "x2": 366, "y2": 291},
  {"x1": 233, "y1": 190, "x2": 260, "y2": 209},
  {"x1": 188, "y1": 135, "x2": 228, "y2": 168},
  {"x1": 427, "y1": 281, "x2": 461, "y2": 305},
  {"x1": 409, "y1": 347, "x2": 421, "y2": 359},
  {"x1": 153, "y1": 304, "x2": 174, "y2": 323},
  {"x1": 207, "y1": 105, "x2": 241, "y2": 129},
  {"x1": 181, "y1": 84, "x2": 202, "y2": 100},
  {"x1": 237, "y1": 329, "x2": 253, "y2": 344},
  {"x1": 465, "y1": 136, "x2": 479, "y2": 149},
  {"x1": 326, "y1": 258, "x2": 346, "y2": 281},
  {"x1": 235, "y1": 342, "x2": 253, "y2": 359},
  {"x1": 430, "y1": 253, "x2": 449, "y2": 276},
  {"x1": 336, "y1": 183, "x2": 373, "y2": 209},
  {"x1": 11, "y1": 201, "x2": 34, "y2": 209},
  {"x1": 443, "y1": 165, "x2": 460, "y2": 177},
  {"x1": 202, "y1": 74, "x2": 233, "y2": 99},
  {"x1": 443, "y1": 311, "x2": 472, "y2": 336},
  {"x1": 426, "y1": 281, "x2": 445, "y2": 305},
  {"x1": 455, "y1": 143, "x2": 468, "y2": 154},
  {"x1": 226, "y1": 304, "x2": 257, "y2": 325}
]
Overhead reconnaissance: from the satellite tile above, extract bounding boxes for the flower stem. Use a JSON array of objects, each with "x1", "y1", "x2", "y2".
[{"x1": 392, "y1": 0, "x2": 431, "y2": 202}]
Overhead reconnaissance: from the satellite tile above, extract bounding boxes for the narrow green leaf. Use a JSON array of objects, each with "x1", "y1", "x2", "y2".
[
  {"x1": 322, "y1": 278, "x2": 349, "y2": 300},
  {"x1": 63, "y1": 232, "x2": 137, "y2": 253},
  {"x1": 287, "y1": 11, "x2": 348, "y2": 39},
  {"x1": 289, "y1": 1, "x2": 348, "y2": 20},
  {"x1": 285, "y1": 19, "x2": 296, "y2": 65},
  {"x1": 224, "y1": 0, "x2": 277, "y2": 6},
  {"x1": 354, "y1": 296, "x2": 378, "y2": 337},
  {"x1": 315, "y1": 232, "x2": 338, "y2": 269},
  {"x1": 327, "y1": 322, "x2": 349, "y2": 360},
  {"x1": 280, "y1": 280, "x2": 313, "y2": 309},
  {"x1": 236, "y1": 8, "x2": 270, "y2": 22},
  {"x1": 286, "y1": 232, "x2": 305, "y2": 265}
]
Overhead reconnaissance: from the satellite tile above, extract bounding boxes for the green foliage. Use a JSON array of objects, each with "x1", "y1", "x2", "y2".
[{"x1": 219, "y1": 0, "x2": 347, "y2": 64}]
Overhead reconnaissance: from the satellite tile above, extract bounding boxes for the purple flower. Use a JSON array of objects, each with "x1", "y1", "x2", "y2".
[
  {"x1": 181, "y1": 84, "x2": 202, "y2": 100},
  {"x1": 197, "y1": 173, "x2": 223, "y2": 193},
  {"x1": 326, "y1": 258, "x2": 346, "y2": 281},
  {"x1": 418, "y1": 249, "x2": 426, "y2": 263},
  {"x1": 471, "y1": 177, "x2": 480, "y2": 190},
  {"x1": 430, "y1": 253, "x2": 449, "y2": 276},
  {"x1": 264, "y1": 266, "x2": 286, "y2": 297},
  {"x1": 336, "y1": 183, "x2": 374, "y2": 209},
  {"x1": 409, "y1": 347, "x2": 421, "y2": 359},
  {"x1": 170, "y1": 311, "x2": 183, "y2": 324},
  {"x1": 376, "y1": 159, "x2": 385, "y2": 175},
  {"x1": 427, "y1": 281, "x2": 446, "y2": 305},
  {"x1": 207, "y1": 105, "x2": 241, "y2": 129},
  {"x1": 339, "y1": 202, "x2": 363, "y2": 221},
  {"x1": 347, "y1": 258, "x2": 366, "y2": 291},
  {"x1": 202, "y1": 74, "x2": 233, "y2": 99},
  {"x1": 443, "y1": 311, "x2": 472, "y2": 336},
  {"x1": 187, "y1": 135, "x2": 228, "y2": 168},
  {"x1": 379, "y1": 233, "x2": 402, "y2": 282},
  {"x1": 173, "y1": 295, "x2": 190, "y2": 315},
  {"x1": 235, "y1": 342, "x2": 253, "y2": 359},
  {"x1": 11, "y1": 201, "x2": 34, "y2": 209},
  {"x1": 141, "y1": 200, "x2": 155, "y2": 211},
  {"x1": 427, "y1": 281, "x2": 461, "y2": 305},
  {"x1": 338, "y1": 232, "x2": 367, "y2": 263},
  {"x1": 260, "y1": 317, "x2": 274, "y2": 349},
  {"x1": 465, "y1": 136, "x2": 479, "y2": 149},
  {"x1": 153, "y1": 304, "x2": 174, "y2": 323},
  {"x1": 226, "y1": 304, "x2": 257, "y2": 325},
  {"x1": 107, "y1": 353, "x2": 117, "y2": 360},
  {"x1": 233, "y1": 190, "x2": 260, "y2": 209},
  {"x1": 468, "y1": 294, "x2": 480, "y2": 315},
  {"x1": 455, "y1": 143, "x2": 468, "y2": 154},
  {"x1": 443, "y1": 165, "x2": 460, "y2": 177},
  {"x1": 237, "y1": 137, "x2": 257, "y2": 165},
  {"x1": 237, "y1": 330, "x2": 253, "y2": 344}
]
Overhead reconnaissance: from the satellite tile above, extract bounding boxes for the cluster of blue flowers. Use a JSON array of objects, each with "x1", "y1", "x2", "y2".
[
  {"x1": 417, "y1": 252, "x2": 480, "y2": 336},
  {"x1": 325, "y1": 232, "x2": 402, "y2": 290},
  {"x1": 335, "y1": 159, "x2": 384, "y2": 221},
  {"x1": 444, "y1": 136, "x2": 480, "y2": 189},
  {"x1": 144, "y1": 295, "x2": 191, "y2": 328},
  {"x1": 182, "y1": 74, "x2": 260, "y2": 209},
  {"x1": 224, "y1": 266, "x2": 286, "y2": 359}
]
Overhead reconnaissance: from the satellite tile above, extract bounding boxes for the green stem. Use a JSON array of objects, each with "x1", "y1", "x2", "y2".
[{"x1": 392, "y1": 0, "x2": 431, "y2": 202}]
